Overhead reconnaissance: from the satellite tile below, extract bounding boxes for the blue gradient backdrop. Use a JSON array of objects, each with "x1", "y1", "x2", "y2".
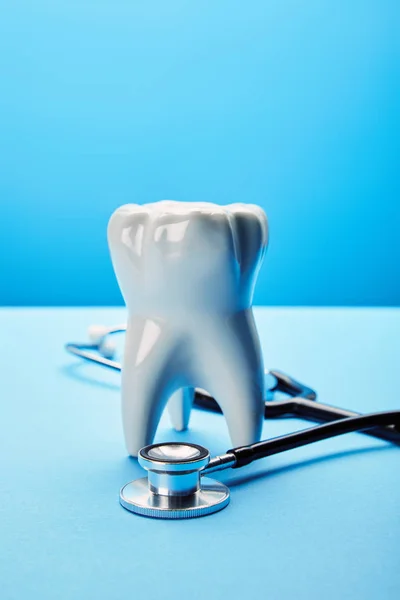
[{"x1": 0, "y1": 1, "x2": 399, "y2": 306}]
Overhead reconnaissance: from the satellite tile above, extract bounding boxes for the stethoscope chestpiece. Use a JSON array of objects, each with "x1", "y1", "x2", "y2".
[{"x1": 119, "y1": 442, "x2": 230, "y2": 519}]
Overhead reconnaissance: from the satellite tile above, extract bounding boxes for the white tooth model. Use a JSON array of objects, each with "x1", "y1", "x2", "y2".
[{"x1": 108, "y1": 201, "x2": 268, "y2": 457}]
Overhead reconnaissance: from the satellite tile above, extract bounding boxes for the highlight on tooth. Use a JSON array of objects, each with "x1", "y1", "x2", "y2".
[{"x1": 108, "y1": 201, "x2": 268, "y2": 457}]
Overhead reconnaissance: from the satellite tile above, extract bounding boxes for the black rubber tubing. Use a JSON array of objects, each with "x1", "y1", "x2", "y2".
[{"x1": 227, "y1": 411, "x2": 400, "y2": 468}]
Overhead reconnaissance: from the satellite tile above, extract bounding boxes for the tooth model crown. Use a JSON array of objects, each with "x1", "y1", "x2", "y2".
[{"x1": 108, "y1": 201, "x2": 268, "y2": 457}]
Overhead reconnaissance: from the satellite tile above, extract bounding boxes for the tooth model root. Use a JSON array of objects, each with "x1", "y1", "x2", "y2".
[
  {"x1": 121, "y1": 317, "x2": 182, "y2": 457},
  {"x1": 168, "y1": 388, "x2": 194, "y2": 432},
  {"x1": 193, "y1": 311, "x2": 265, "y2": 447}
]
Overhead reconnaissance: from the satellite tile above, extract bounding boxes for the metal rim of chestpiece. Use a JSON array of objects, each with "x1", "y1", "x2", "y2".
[{"x1": 119, "y1": 442, "x2": 231, "y2": 519}]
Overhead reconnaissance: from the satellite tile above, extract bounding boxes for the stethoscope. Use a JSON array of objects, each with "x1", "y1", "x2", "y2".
[{"x1": 66, "y1": 324, "x2": 400, "y2": 519}]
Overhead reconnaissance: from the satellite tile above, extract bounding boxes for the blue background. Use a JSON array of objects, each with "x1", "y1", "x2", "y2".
[{"x1": 0, "y1": 1, "x2": 399, "y2": 307}]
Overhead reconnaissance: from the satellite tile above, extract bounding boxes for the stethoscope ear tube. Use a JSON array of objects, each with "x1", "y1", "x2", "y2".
[{"x1": 195, "y1": 371, "x2": 400, "y2": 446}]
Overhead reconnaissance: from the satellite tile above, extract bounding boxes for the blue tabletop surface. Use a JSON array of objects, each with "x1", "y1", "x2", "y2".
[{"x1": 0, "y1": 307, "x2": 399, "y2": 600}]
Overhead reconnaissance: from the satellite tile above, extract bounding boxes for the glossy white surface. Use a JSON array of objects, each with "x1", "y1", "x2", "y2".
[{"x1": 108, "y1": 201, "x2": 268, "y2": 456}]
